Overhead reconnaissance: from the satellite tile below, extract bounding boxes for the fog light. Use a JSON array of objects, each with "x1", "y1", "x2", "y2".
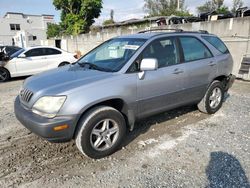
[{"x1": 53, "y1": 125, "x2": 69, "y2": 131}]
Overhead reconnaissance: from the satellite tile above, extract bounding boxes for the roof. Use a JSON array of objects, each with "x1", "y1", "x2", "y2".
[{"x1": 3, "y1": 12, "x2": 54, "y2": 18}]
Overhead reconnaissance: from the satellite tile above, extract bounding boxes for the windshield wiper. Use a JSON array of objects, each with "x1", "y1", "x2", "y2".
[{"x1": 78, "y1": 62, "x2": 113, "y2": 72}]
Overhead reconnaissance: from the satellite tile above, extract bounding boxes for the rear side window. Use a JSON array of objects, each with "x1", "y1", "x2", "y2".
[
  {"x1": 179, "y1": 37, "x2": 213, "y2": 62},
  {"x1": 44, "y1": 48, "x2": 62, "y2": 55},
  {"x1": 202, "y1": 36, "x2": 229, "y2": 54}
]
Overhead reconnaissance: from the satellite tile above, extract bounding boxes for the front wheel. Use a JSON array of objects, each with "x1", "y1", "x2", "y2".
[
  {"x1": 198, "y1": 80, "x2": 224, "y2": 114},
  {"x1": 0, "y1": 68, "x2": 10, "y2": 82},
  {"x1": 76, "y1": 106, "x2": 126, "y2": 159}
]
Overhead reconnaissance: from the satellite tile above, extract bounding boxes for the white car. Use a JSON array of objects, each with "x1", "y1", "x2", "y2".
[{"x1": 0, "y1": 46, "x2": 77, "y2": 82}]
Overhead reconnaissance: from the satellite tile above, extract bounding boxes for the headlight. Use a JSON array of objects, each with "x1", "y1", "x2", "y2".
[{"x1": 32, "y1": 96, "x2": 66, "y2": 118}]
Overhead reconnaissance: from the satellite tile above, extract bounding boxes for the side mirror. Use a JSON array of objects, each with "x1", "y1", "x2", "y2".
[
  {"x1": 140, "y1": 58, "x2": 158, "y2": 71},
  {"x1": 18, "y1": 54, "x2": 26, "y2": 58},
  {"x1": 138, "y1": 58, "x2": 158, "y2": 80}
]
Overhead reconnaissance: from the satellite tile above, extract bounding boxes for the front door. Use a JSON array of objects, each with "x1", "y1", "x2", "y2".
[
  {"x1": 136, "y1": 37, "x2": 187, "y2": 118},
  {"x1": 15, "y1": 48, "x2": 48, "y2": 76}
]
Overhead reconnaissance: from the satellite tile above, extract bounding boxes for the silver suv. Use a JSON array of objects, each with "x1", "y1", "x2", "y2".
[{"x1": 15, "y1": 30, "x2": 235, "y2": 159}]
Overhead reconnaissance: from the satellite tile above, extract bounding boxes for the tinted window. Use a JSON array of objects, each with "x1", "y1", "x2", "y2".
[
  {"x1": 142, "y1": 37, "x2": 179, "y2": 68},
  {"x1": 10, "y1": 49, "x2": 25, "y2": 59},
  {"x1": 202, "y1": 36, "x2": 229, "y2": 54},
  {"x1": 44, "y1": 48, "x2": 62, "y2": 55},
  {"x1": 25, "y1": 48, "x2": 45, "y2": 57},
  {"x1": 179, "y1": 37, "x2": 212, "y2": 62}
]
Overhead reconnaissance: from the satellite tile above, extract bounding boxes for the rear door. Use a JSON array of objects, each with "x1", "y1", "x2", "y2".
[
  {"x1": 44, "y1": 48, "x2": 62, "y2": 70},
  {"x1": 178, "y1": 36, "x2": 217, "y2": 102},
  {"x1": 135, "y1": 37, "x2": 188, "y2": 118},
  {"x1": 15, "y1": 48, "x2": 48, "y2": 76}
]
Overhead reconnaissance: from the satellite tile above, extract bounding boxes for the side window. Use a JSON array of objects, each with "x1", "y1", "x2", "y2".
[
  {"x1": 44, "y1": 48, "x2": 62, "y2": 55},
  {"x1": 142, "y1": 37, "x2": 179, "y2": 68},
  {"x1": 25, "y1": 48, "x2": 45, "y2": 57},
  {"x1": 202, "y1": 36, "x2": 229, "y2": 54},
  {"x1": 179, "y1": 37, "x2": 213, "y2": 62}
]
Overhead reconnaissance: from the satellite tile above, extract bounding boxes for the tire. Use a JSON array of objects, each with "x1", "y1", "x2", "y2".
[
  {"x1": 0, "y1": 68, "x2": 10, "y2": 82},
  {"x1": 198, "y1": 80, "x2": 225, "y2": 114},
  {"x1": 58, "y1": 62, "x2": 69, "y2": 67},
  {"x1": 76, "y1": 106, "x2": 126, "y2": 159}
]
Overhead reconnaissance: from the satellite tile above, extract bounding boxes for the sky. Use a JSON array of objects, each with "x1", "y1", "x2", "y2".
[{"x1": 0, "y1": 0, "x2": 250, "y2": 25}]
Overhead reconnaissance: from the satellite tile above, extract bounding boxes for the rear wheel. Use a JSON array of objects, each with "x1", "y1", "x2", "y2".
[
  {"x1": 198, "y1": 81, "x2": 224, "y2": 114},
  {"x1": 0, "y1": 68, "x2": 10, "y2": 82},
  {"x1": 76, "y1": 106, "x2": 126, "y2": 159}
]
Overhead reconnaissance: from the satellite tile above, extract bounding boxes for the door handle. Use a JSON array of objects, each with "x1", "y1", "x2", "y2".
[
  {"x1": 173, "y1": 69, "x2": 184, "y2": 74},
  {"x1": 41, "y1": 57, "x2": 47, "y2": 59},
  {"x1": 208, "y1": 61, "x2": 216, "y2": 66}
]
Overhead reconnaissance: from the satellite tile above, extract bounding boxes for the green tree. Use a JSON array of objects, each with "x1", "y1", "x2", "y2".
[
  {"x1": 212, "y1": 0, "x2": 224, "y2": 9},
  {"x1": 197, "y1": 1, "x2": 216, "y2": 13},
  {"x1": 53, "y1": 0, "x2": 102, "y2": 35},
  {"x1": 217, "y1": 5, "x2": 229, "y2": 14},
  {"x1": 197, "y1": 0, "x2": 227, "y2": 13},
  {"x1": 231, "y1": 0, "x2": 243, "y2": 13},
  {"x1": 103, "y1": 19, "x2": 115, "y2": 25},
  {"x1": 47, "y1": 23, "x2": 61, "y2": 38},
  {"x1": 144, "y1": 0, "x2": 192, "y2": 17},
  {"x1": 103, "y1": 9, "x2": 115, "y2": 26}
]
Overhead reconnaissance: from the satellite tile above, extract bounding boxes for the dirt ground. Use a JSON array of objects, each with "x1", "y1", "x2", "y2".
[{"x1": 0, "y1": 78, "x2": 249, "y2": 188}]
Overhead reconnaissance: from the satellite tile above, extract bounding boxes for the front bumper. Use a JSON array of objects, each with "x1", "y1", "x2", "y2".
[{"x1": 14, "y1": 97, "x2": 76, "y2": 142}]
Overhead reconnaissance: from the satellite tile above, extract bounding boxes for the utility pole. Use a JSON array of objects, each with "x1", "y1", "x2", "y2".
[{"x1": 177, "y1": 0, "x2": 180, "y2": 11}]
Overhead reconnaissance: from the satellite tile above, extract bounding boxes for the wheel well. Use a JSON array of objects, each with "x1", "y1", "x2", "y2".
[
  {"x1": 213, "y1": 75, "x2": 228, "y2": 88},
  {"x1": 73, "y1": 99, "x2": 129, "y2": 139},
  {"x1": 58, "y1": 62, "x2": 70, "y2": 67}
]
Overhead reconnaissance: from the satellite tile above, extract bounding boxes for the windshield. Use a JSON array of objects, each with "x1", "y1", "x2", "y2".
[
  {"x1": 10, "y1": 48, "x2": 25, "y2": 59},
  {"x1": 77, "y1": 38, "x2": 146, "y2": 72}
]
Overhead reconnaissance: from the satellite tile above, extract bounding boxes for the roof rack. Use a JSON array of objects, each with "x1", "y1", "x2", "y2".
[
  {"x1": 138, "y1": 28, "x2": 209, "y2": 34},
  {"x1": 198, "y1": 30, "x2": 209, "y2": 34},
  {"x1": 138, "y1": 28, "x2": 183, "y2": 33}
]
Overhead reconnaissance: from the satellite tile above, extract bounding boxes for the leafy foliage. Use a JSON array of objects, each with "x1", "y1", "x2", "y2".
[
  {"x1": 52, "y1": 0, "x2": 102, "y2": 35},
  {"x1": 231, "y1": 0, "x2": 244, "y2": 13},
  {"x1": 46, "y1": 23, "x2": 61, "y2": 38},
  {"x1": 217, "y1": 5, "x2": 230, "y2": 14},
  {"x1": 144, "y1": 0, "x2": 192, "y2": 17},
  {"x1": 103, "y1": 19, "x2": 115, "y2": 25},
  {"x1": 197, "y1": 1, "x2": 216, "y2": 13},
  {"x1": 197, "y1": 0, "x2": 228, "y2": 13}
]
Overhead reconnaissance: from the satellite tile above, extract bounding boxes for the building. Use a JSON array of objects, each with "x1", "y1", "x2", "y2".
[{"x1": 0, "y1": 12, "x2": 54, "y2": 47}]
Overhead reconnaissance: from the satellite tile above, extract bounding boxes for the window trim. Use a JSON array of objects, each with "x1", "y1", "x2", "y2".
[
  {"x1": 126, "y1": 36, "x2": 182, "y2": 73},
  {"x1": 178, "y1": 36, "x2": 214, "y2": 63}
]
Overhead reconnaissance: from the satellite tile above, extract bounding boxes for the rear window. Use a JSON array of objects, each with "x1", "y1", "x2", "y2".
[{"x1": 202, "y1": 36, "x2": 229, "y2": 54}]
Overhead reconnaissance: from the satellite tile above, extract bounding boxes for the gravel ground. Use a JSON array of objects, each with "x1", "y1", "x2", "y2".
[{"x1": 0, "y1": 78, "x2": 249, "y2": 188}]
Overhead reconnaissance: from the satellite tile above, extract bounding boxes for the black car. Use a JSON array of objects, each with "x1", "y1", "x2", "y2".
[{"x1": 0, "y1": 46, "x2": 22, "y2": 61}]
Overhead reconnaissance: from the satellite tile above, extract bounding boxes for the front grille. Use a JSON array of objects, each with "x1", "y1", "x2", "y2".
[{"x1": 20, "y1": 88, "x2": 33, "y2": 103}]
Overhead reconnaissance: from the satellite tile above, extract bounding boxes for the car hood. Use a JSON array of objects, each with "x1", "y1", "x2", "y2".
[{"x1": 24, "y1": 64, "x2": 113, "y2": 94}]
